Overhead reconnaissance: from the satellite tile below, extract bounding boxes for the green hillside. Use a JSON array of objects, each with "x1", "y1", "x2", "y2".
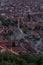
[{"x1": 0, "y1": 52, "x2": 43, "y2": 65}]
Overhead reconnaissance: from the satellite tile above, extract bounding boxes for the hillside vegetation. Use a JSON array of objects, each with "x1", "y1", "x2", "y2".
[{"x1": 0, "y1": 52, "x2": 43, "y2": 65}]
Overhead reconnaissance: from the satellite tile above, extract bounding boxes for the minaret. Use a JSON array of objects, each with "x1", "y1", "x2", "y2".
[
  {"x1": 31, "y1": 0, "x2": 32, "y2": 4},
  {"x1": 18, "y1": 16, "x2": 20, "y2": 29},
  {"x1": 28, "y1": 7, "x2": 32, "y2": 21},
  {"x1": 18, "y1": 16, "x2": 23, "y2": 34}
]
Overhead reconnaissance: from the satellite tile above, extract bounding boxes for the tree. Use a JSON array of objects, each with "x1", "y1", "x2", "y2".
[
  {"x1": 8, "y1": 30, "x2": 13, "y2": 35},
  {"x1": 0, "y1": 52, "x2": 43, "y2": 65},
  {"x1": 0, "y1": 17, "x2": 10, "y2": 26},
  {"x1": 28, "y1": 63, "x2": 37, "y2": 65}
]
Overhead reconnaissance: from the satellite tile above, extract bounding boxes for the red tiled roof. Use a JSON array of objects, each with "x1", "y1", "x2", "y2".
[
  {"x1": 0, "y1": 40, "x2": 9, "y2": 44},
  {"x1": 24, "y1": 41, "x2": 36, "y2": 53},
  {"x1": 0, "y1": 25, "x2": 4, "y2": 28},
  {"x1": 0, "y1": 45, "x2": 5, "y2": 50},
  {"x1": 29, "y1": 30, "x2": 40, "y2": 35},
  {"x1": 12, "y1": 46, "x2": 26, "y2": 52}
]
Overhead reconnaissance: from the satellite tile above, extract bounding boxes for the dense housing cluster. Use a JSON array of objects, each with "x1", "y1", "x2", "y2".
[{"x1": 0, "y1": 0, "x2": 43, "y2": 54}]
